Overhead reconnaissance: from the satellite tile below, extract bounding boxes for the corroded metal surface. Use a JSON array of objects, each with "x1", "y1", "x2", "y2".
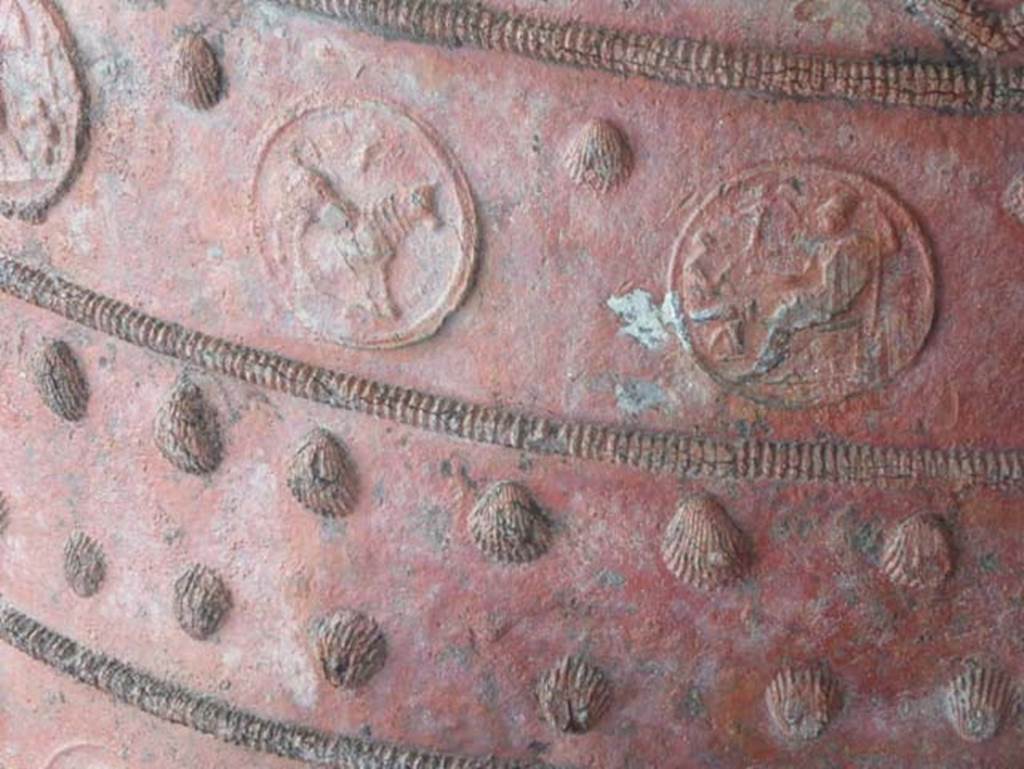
[{"x1": 2, "y1": 1, "x2": 1024, "y2": 768}]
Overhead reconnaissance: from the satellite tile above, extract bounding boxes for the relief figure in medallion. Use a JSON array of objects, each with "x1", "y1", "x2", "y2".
[
  {"x1": 670, "y1": 163, "x2": 934, "y2": 408},
  {"x1": 0, "y1": 0, "x2": 84, "y2": 220},
  {"x1": 289, "y1": 138, "x2": 439, "y2": 321},
  {"x1": 252, "y1": 98, "x2": 477, "y2": 350},
  {"x1": 2, "y1": 3, "x2": 1024, "y2": 769}
]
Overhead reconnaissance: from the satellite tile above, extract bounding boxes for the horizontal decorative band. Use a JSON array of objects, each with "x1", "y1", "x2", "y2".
[
  {"x1": 0, "y1": 598, "x2": 556, "y2": 768},
  {"x1": 1, "y1": 256, "x2": 1020, "y2": 491},
  {"x1": 271, "y1": 0, "x2": 1024, "y2": 114}
]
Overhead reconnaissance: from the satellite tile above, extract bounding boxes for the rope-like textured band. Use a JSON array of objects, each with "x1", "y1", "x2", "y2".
[
  {"x1": 0, "y1": 598, "x2": 555, "y2": 768},
  {"x1": 270, "y1": 0, "x2": 1024, "y2": 114},
  {"x1": 1, "y1": 256, "x2": 1021, "y2": 491}
]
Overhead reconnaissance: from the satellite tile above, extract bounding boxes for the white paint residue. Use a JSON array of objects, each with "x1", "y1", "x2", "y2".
[
  {"x1": 615, "y1": 379, "x2": 668, "y2": 417},
  {"x1": 68, "y1": 206, "x2": 94, "y2": 257},
  {"x1": 606, "y1": 289, "x2": 670, "y2": 350},
  {"x1": 791, "y1": 0, "x2": 873, "y2": 43},
  {"x1": 661, "y1": 291, "x2": 688, "y2": 347}
]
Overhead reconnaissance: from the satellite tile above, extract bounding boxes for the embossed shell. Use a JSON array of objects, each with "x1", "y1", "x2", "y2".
[
  {"x1": 469, "y1": 481, "x2": 551, "y2": 564},
  {"x1": 32, "y1": 339, "x2": 88, "y2": 422},
  {"x1": 563, "y1": 119, "x2": 632, "y2": 194},
  {"x1": 946, "y1": 663, "x2": 1020, "y2": 742},
  {"x1": 660, "y1": 494, "x2": 750, "y2": 589},
  {"x1": 173, "y1": 564, "x2": 232, "y2": 640},
  {"x1": 881, "y1": 514, "x2": 954, "y2": 590},
  {"x1": 765, "y1": 666, "x2": 842, "y2": 741},
  {"x1": 63, "y1": 532, "x2": 106, "y2": 598},
  {"x1": 172, "y1": 33, "x2": 223, "y2": 110},
  {"x1": 537, "y1": 655, "x2": 612, "y2": 734},
  {"x1": 154, "y1": 378, "x2": 223, "y2": 475},
  {"x1": 288, "y1": 428, "x2": 358, "y2": 518},
  {"x1": 314, "y1": 609, "x2": 387, "y2": 689},
  {"x1": 1005, "y1": 173, "x2": 1024, "y2": 226}
]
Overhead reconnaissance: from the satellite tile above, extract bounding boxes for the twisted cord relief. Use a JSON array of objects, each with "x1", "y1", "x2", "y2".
[
  {"x1": 270, "y1": 0, "x2": 1024, "y2": 114},
  {"x1": 0, "y1": 255, "x2": 1021, "y2": 491},
  {"x1": 0, "y1": 598, "x2": 556, "y2": 769},
  {"x1": 911, "y1": 0, "x2": 1024, "y2": 59}
]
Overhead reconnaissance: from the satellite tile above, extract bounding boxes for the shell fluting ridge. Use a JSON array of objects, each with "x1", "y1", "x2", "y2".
[
  {"x1": 946, "y1": 662, "x2": 1019, "y2": 742},
  {"x1": 154, "y1": 378, "x2": 223, "y2": 475},
  {"x1": 314, "y1": 608, "x2": 387, "y2": 689},
  {"x1": 63, "y1": 532, "x2": 106, "y2": 598},
  {"x1": 172, "y1": 33, "x2": 223, "y2": 110},
  {"x1": 173, "y1": 563, "x2": 232, "y2": 640},
  {"x1": 288, "y1": 428, "x2": 359, "y2": 518},
  {"x1": 563, "y1": 119, "x2": 632, "y2": 194},
  {"x1": 881, "y1": 513, "x2": 954, "y2": 590},
  {"x1": 32, "y1": 339, "x2": 89, "y2": 422},
  {"x1": 661, "y1": 493, "x2": 750, "y2": 589},
  {"x1": 537, "y1": 654, "x2": 612, "y2": 734},
  {"x1": 765, "y1": 665, "x2": 842, "y2": 741},
  {"x1": 469, "y1": 481, "x2": 551, "y2": 564}
]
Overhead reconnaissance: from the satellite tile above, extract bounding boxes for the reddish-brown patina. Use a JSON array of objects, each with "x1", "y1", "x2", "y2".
[{"x1": 2, "y1": 1, "x2": 1024, "y2": 768}]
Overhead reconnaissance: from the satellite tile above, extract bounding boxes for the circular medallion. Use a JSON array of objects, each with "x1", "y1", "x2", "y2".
[
  {"x1": 44, "y1": 744, "x2": 128, "y2": 769},
  {"x1": 252, "y1": 98, "x2": 477, "y2": 350},
  {"x1": 0, "y1": 0, "x2": 87, "y2": 222},
  {"x1": 668, "y1": 163, "x2": 934, "y2": 408}
]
